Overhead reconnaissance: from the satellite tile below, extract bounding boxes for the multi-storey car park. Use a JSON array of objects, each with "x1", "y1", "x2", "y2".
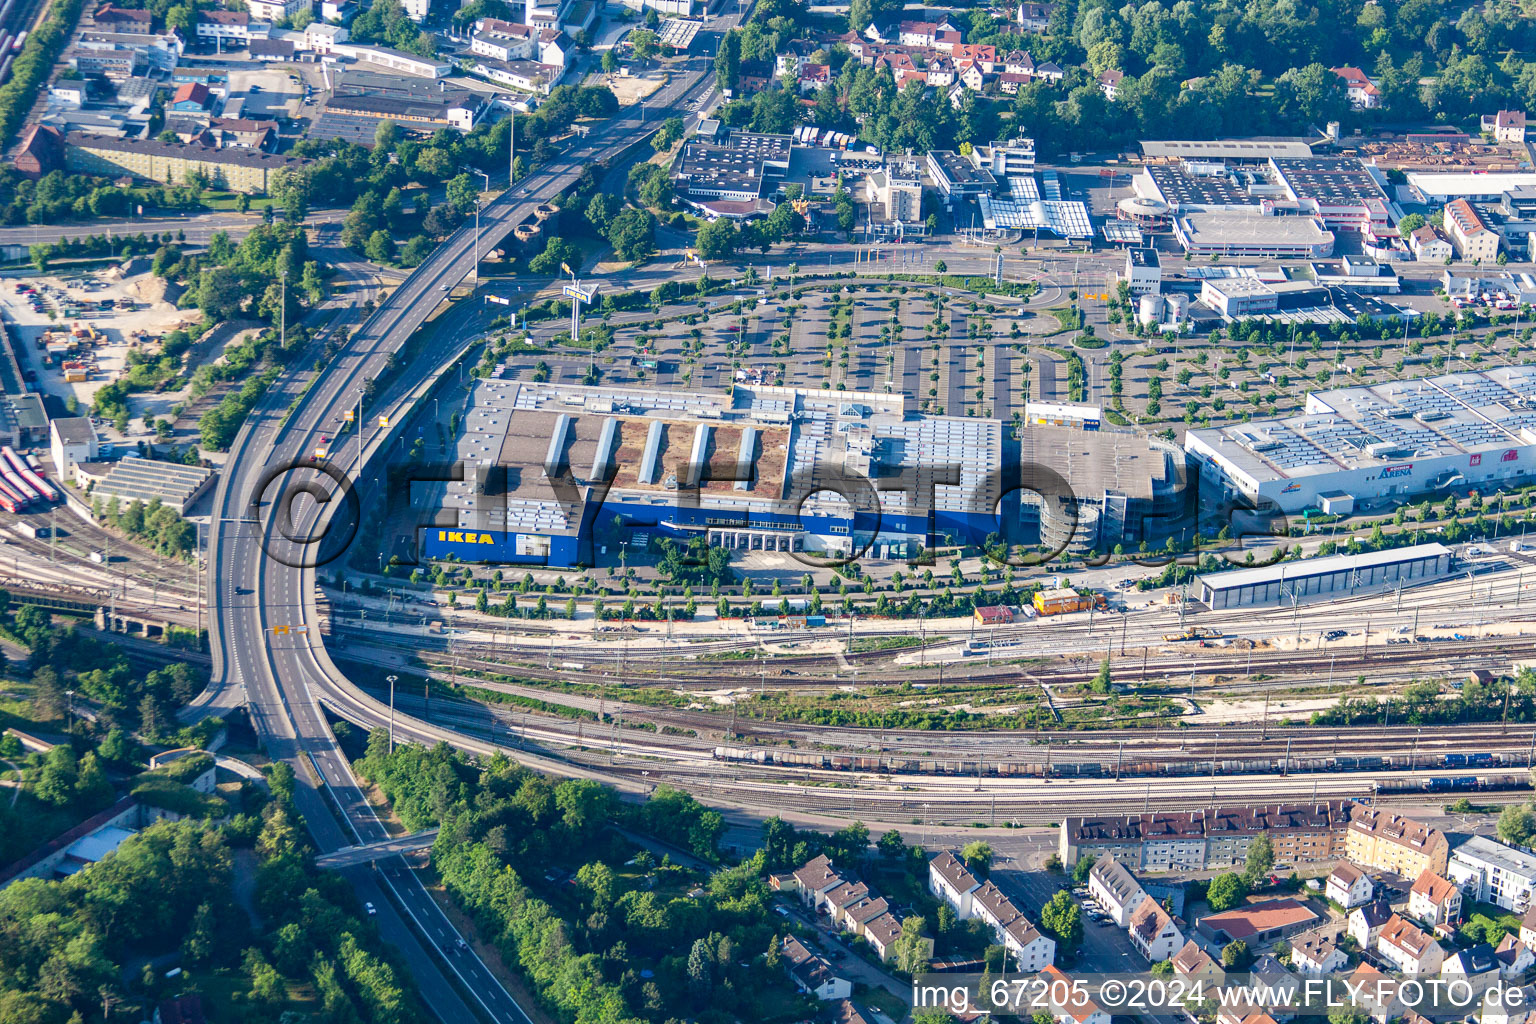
[
  {"x1": 1184, "y1": 368, "x2": 1536, "y2": 515},
  {"x1": 417, "y1": 381, "x2": 1190, "y2": 567}
]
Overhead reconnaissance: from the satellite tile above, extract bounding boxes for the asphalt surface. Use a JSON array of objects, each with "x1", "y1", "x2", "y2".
[{"x1": 198, "y1": 40, "x2": 729, "y2": 1024}]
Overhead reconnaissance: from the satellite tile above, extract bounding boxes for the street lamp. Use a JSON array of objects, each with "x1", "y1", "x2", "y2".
[
  {"x1": 466, "y1": 167, "x2": 491, "y2": 288},
  {"x1": 386, "y1": 675, "x2": 398, "y2": 753}
]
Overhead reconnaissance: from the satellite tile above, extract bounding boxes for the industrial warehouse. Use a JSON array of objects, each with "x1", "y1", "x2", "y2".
[
  {"x1": 1192, "y1": 542, "x2": 1454, "y2": 610},
  {"x1": 419, "y1": 382, "x2": 1189, "y2": 566},
  {"x1": 1184, "y1": 368, "x2": 1536, "y2": 514}
]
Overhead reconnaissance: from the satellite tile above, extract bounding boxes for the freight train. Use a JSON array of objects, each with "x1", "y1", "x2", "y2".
[{"x1": 711, "y1": 746, "x2": 1532, "y2": 784}]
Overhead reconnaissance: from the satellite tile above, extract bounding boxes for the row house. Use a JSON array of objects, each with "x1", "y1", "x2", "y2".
[
  {"x1": 925, "y1": 56, "x2": 954, "y2": 87},
  {"x1": 782, "y1": 935, "x2": 852, "y2": 1001},
  {"x1": 928, "y1": 853, "x2": 1054, "y2": 971},
  {"x1": 929, "y1": 851, "x2": 980, "y2": 916},
  {"x1": 1062, "y1": 803, "x2": 1358, "y2": 872},
  {"x1": 787, "y1": 854, "x2": 929, "y2": 965}
]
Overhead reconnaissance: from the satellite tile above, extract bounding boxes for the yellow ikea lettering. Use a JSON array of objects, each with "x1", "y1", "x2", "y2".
[{"x1": 478, "y1": 534, "x2": 493, "y2": 544}]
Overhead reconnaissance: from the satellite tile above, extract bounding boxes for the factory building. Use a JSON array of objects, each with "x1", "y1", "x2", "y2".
[
  {"x1": 419, "y1": 382, "x2": 1189, "y2": 567},
  {"x1": 1185, "y1": 369, "x2": 1536, "y2": 514},
  {"x1": 1191, "y1": 543, "x2": 1453, "y2": 611}
]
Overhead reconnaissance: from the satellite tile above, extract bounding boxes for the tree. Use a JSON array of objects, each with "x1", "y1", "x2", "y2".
[
  {"x1": 892, "y1": 915, "x2": 931, "y2": 974},
  {"x1": 365, "y1": 230, "x2": 396, "y2": 264},
  {"x1": 529, "y1": 236, "x2": 579, "y2": 274},
  {"x1": 607, "y1": 206, "x2": 657, "y2": 262},
  {"x1": 445, "y1": 173, "x2": 480, "y2": 214},
  {"x1": 1040, "y1": 890, "x2": 1082, "y2": 954},
  {"x1": 1499, "y1": 804, "x2": 1536, "y2": 847},
  {"x1": 30, "y1": 665, "x2": 65, "y2": 721},
  {"x1": 1090, "y1": 656, "x2": 1113, "y2": 693},
  {"x1": 1071, "y1": 854, "x2": 1097, "y2": 884},
  {"x1": 602, "y1": 49, "x2": 618, "y2": 74},
  {"x1": 848, "y1": 0, "x2": 901, "y2": 31},
  {"x1": 36, "y1": 745, "x2": 78, "y2": 806},
  {"x1": 961, "y1": 841, "x2": 993, "y2": 875},
  {"x1": 714, "y1": 30, "x2": 740, "y2": 92},
  {"x1": 878, "y1": 829, "x2": 907, "y2": 861},
  {"x1": 629, "y1": 28, "x2": 659, "y2": 59},
  {"x1": 695, "y1": 217, "x2": 738, "y2": 261},
  {"x1": 1243, "y1": 833, "x2": 1274, "y2": 886},
  {"x1": 934, "y1": 259, "x2": 947, "y2": 273},
  {"x1": 1398, "y1": 213, "x2": 1426, "y2": 238},
  {"x1": 1205, "y1": 872, "x2": 1249, "y2": 912},
  {"x1": 1221, "y1": 940, "x2": 1249, "y2": 969},
  {"x1": 73, "y1": 752, "x2": 112, "y2": 808}
]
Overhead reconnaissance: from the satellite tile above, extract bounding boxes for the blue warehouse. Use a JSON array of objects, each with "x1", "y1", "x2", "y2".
[{"x1": 420, "y1": 381, "x2": 1186, "y2": 567}]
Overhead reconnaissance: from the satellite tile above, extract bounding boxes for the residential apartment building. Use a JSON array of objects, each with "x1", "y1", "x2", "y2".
[
  {"x1": 247, "y1": 0, "x2": 311, "y2": 23},
  {"x1": 1171, "y1": 939, "x2": 1223, "y2": 984},
  {"x1": 1347, "y1": 901, "x2": 1394, "y2": 950},
  {"x1": 470, "y1": 18, "x2": 536, "y2": 60},
  {"x1": 1290, "y1": 930, "x2": 1347, "y2": 976},
  {"x1": 1407, "y1": 869, "x2": 1462, "y2": 928},
  {"x1": 929, "y1": 854, "x2": 1053, "y2": 972},
  {"x1": 1449, "y1": 835, "x2": 1536, "y2": 914},
  {"x1": 1088, "y1": 856, "x2": 1146, "y2": 927},
  {"x1": 64, "y1": 132, "x2": 301, "y2": 193},
  {"x1": 1484, "y1": 110, "x2": 1528, "y2": 144},
  {"x1": 1039, "y1": 966, "x2": 1110, "y2": 1024},
  {"x1": 1377, "y1": 914, "x2": 1445, "y2": 975},
  {"x1": 196, "y1": 10, "x2": 252, "y2": 43},
  {"x1": 1344, "y1": 808, "x2": 1449, "y2": 878},
  {"x1": 1060, "y1": 802, "x2": 1354, "y2": 871},
  {"x1": 1332, "y1": 66, "x2": 1380, "y2": 109},
  {"x1": 1444, "y1": 199, "x2": 1501, "y2": 263},
  {"x1": 1495, "y1": 935, "x2": 1534, "y2": 978},
  {"x1": 1127, "y1": 898, "x2": 1183, "y2": 963},
  {"x1": 1409, "y1": 224, "x2": 1453, "y2": 262},
  {"x1": 928, "y1": 852, "x2": 980, "y2": 918},
  {"x1": 1326, "y1": 862, "x2": 1374, "y2": 909}
]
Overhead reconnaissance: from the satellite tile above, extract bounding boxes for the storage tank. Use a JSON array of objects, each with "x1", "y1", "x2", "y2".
[
  {"x1": 1164, "y1": 293, "x2": 1188, "y2": 323},
  {"x1": 1138, "y1": 293, "x2": 1164, "y2": 326}
]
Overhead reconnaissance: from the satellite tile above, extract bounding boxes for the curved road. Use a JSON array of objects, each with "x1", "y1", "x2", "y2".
[{"x1": 199, "y1": 55, "x2": 725, "y2": 1024}]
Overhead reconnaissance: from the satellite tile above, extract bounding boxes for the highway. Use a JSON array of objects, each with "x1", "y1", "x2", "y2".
[{"x1": 200, "y1": 44, "x2": 729, "y2": 1024}]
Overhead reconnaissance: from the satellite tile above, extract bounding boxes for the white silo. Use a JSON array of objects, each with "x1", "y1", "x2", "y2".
[{"x1": 1138, "y1": 293, "x2": 1164, "y2": 326}]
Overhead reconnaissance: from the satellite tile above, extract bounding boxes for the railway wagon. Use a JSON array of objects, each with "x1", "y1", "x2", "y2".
[{"x1": 710, "y1": 746, "x2": 1533, "y2": 781}]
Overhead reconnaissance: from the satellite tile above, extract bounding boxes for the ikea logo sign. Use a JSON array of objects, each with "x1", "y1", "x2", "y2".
[{"x1": 438, "y1": 531, "x2": 496, "y2": 544}]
